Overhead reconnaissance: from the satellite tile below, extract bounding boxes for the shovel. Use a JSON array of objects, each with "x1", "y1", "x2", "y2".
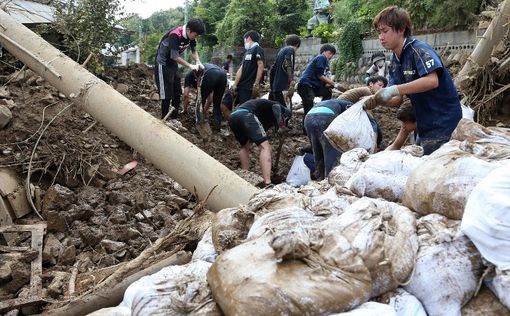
[
  {"x1": 271, "y1": 133, "x2": 286, "y2": 183},
  {"x1": 195, "y1": 77, "x2": 213, "y2": 139}
]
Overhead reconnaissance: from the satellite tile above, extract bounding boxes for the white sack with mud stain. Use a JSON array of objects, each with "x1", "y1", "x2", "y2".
[
  {"x1": 345, "y1": 147, "x2": 423, "y2": 202},
  {"x1": 328, "y1": 148, "x2": 370, "y2": 187},
  {"x1": 322, "y1": 197, "x2": 419, "y2": 298},
  {"x1": 329, "y1": 302, "x2": 397, "y2": 315},
  {"x1": 324, "y1": 99, "x2": 377, "y2": 153},
  {"x1": 404, "y1": 214, "x2": 484, "y2": 316},
  {"x1": 207, "y1": 227, "x2": 372, "y2": 315}
]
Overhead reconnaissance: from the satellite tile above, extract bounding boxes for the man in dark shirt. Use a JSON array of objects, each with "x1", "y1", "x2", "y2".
[
  {"x1": 228, "y1": 99, "x2": 291, "y2": 187},
  {"x1": 269, "y1": 34, "x2": 301, "y2": 107},
  {"x1": 231, "y1": 31, "x2": 265, "y2": 106},
  {"x1": 223, "y1": 54, "x2": 233, "y2": 73},
  {"x1": 154, "y1": 18, "x2": 206, "y2": 119},
  {"x1": 297, "y1": 44, "x2": 338, "y2": 130},
  {"x1": 182, "y1": 64, "x2": 228, "y2": 129}
]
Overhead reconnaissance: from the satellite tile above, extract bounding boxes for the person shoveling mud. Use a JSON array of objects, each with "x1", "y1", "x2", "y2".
[
  {"x1": 182, "y1": 63, "x2": 228, "y2": 137},
  {"x1": 228, "y1": 99, "x2": 291, "y2": 188}
]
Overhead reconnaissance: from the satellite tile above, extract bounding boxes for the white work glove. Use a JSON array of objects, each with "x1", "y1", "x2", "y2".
[
  {"x1": 197, "y1": 62, "x2": 205, "y2": 71},
  {"x1": 190, "y1": 64, "x2": 200, "y2": 71},
  {"x1": 374, "y1": 85, "x2": 400, "y2": 104}
]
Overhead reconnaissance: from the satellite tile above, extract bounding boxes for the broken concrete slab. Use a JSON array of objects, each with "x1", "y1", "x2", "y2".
[
  {"x1": 6, "y1": 188, "x2": 31, "y2": 219},
  {"x1": 42, "y1": 184, "x2": 76, "y2": 214},
  {"x1": 0, "y1": 168, "x2": 31, "y2": 218},
  {"x1": 42, "y1": 234, "x2": 63, "y2": 266},
  {"x1": 0, "y1": 168, "x2": 18, "y2": 197}
]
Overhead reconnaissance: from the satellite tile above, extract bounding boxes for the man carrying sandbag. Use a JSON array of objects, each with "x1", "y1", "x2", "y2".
[
  {"x1": 304, "y1": 76, "x2": 385, "y2": 179},
  {"x1": 365, "y1": 6, "x2": 461, "y2": 155},
  {"x1": 228, "y1": 99, "x2": 291, "y2": 188}
]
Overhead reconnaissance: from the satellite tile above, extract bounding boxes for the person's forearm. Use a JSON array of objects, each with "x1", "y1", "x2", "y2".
[
  {"x1": 386, "y1": 126, "x2": 410, "y2": 150},
  {"x1": 234, "y1": 66, "x2": 242, "y2": 85},
  {"x1": 255, "y1": 63, "x2": 264, "y2": 84},
  {"x1": 319, "y1": 75, "x2": 334, "y2": 86},
  {"x1": 397, "y1": 72, "x2": 438, "y2": 95}
]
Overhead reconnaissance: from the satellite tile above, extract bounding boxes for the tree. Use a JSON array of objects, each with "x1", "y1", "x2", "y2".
[
  {"x1": 52, "y1": 0, "x2": 122, "y2": 73},
  {"x1": 265, "y1": 0, "x2": 310, "y2": 46},
  {"x1": 194, "y1": 0, "x2": 230, "y2": 47},
  {"x1": 216, "y1": 0, "x2": 272, "y2": 47}
]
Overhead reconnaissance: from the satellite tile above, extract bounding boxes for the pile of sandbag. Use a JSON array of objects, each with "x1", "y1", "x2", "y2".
[
  {"x1": 403, "y1": 119, "x2": 510, "y2": 219},
  {"x1": 328, "y1": 148, "x2": 370, "y2": 187}
]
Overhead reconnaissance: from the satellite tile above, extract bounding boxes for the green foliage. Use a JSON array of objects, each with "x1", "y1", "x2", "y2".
[
  {"x1": 194, "y1": 0, "x2": 230, "y2": 47},
  {"x1": 141, "y1": 32, "x2": 163, "y2": 64},
  {"x1": 264, "y1": 0, "x2": 310, "y2": 46},
  {"x1": 52, "y1": 0, "x2": 122, "y2": 73},
  {"x1": 311, "y1": 23, "x2": 338, "y2": 43},
  {"x1": 334, "y1": 20, "x2": 363, "y2": 77},
  {"x1": 216, "y1": 0, "x2": 273, "y2": 47}
]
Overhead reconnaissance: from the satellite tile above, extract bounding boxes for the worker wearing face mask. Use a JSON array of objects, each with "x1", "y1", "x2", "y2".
[
  {"x1": 364, "y1": 52, "x2": 390, "y2": 84},
  {"x1": 231, "y1": 31, "x2": 265, "y2": 106}
]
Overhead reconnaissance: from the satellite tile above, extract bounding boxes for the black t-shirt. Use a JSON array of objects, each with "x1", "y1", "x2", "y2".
[
  {"x1": 184, "y1": 71, "x2": 198, "y2": 88},
  {"x1": 223, "y1": 61, "x2": 230, "y2": 71},
  {"x1": 270, "y1": 46, "x2": 295, "y2": 92},
  {"x1": 155, "y1": 25, "x2": 196, "y2": 67},
  {"x1": 239, "y1": 99, "x2": 285, "y2": 131},
  {"x1": 238, "y1": 44, "x2": 265, "y2": 89}
]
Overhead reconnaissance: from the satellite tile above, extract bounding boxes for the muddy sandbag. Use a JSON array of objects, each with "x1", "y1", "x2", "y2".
[
  {"x1": 404, "y1": 214, "x2": 484, "y2": 316},
  {"x1": 402, "y1": 140, "x2": 501, "y2": 219},
  {"x1": 308, "y1": 187, "x2": 358, "y2": 216},
  {"x1": 121, "y1": 260, "x2": 220, "y2": 315},
  {"x1": 451, "y1": 118, "x2": 510, "y2": 160},
  {"x1": 328, "y1": 148, "x2": 369, "y2": 187},
  {"x1": 207, "y1": 228, "x2": 372, "y2": 315},
  {"x1": 323, "y1": 198, "x2": 418, "y2": 297},
  {"x1": 246, "y1": 185, "x2": 308, "y2": 214},
  {"x1": 191, "y1": 227, "x2": 218, "y2": 263},
  {"x1": 324, "y1": 99, "x2": 377, "y2": 153},
  {"x1": 247, "y1": 207, "x2": 321, "y2": 240},
  {"x1": 486, "y1": 268, "x2": 510, "y2": 310},
  {"x1": 330, "y1": 302, "x2": 397, "y2": 316},
  {"x1": 211, "y1": 207, "x2": 254, "y2": 253},
  {"x1": 461, "y1": 285, "x2": 510, "y2": 316},
  {"x1": 87, "y1": 306, "x2": 131, "y2": 316},
  {"x1": 345, "y1": 149, "x2": 422, "y2": 202},
  {"x1": 461, "y1": 162, "x2": 510, "y2": 270},
  {"x1": 378, "y1": 288, "x2": 427, "y2": 316}
]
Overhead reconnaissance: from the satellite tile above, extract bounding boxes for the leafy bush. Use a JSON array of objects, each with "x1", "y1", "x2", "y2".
[{"x1": 311, "y1": 24, "x2": 339, "y2": 43}]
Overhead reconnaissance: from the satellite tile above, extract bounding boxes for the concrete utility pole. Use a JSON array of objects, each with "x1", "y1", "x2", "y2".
[{"x1": 0, "y1": 9, "x2": 258, "y2": 212}]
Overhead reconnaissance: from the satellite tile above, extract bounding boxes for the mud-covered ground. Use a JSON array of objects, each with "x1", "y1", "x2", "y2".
[{"x1": 0, "y1": 62, "x2": 404, "y2": 313}]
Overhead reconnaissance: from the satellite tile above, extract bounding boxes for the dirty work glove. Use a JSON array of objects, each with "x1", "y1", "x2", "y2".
[
  {"x1": 190, "y1": 64, "x2": 200, "y2": 72},
  {"x1": 197, "y1": 62, "x2": 205, "y2": 71},
  {"x1": 363, "y1": 96, "x2": 378, "y2": 111},
  {"x1": 252, "y1": 84, "x2": 261, "y2": 98},
  {"x1": 374, "y1": 85, "x2": 400, "y2": 104}
]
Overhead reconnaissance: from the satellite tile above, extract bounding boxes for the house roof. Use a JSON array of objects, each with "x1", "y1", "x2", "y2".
[{"x1": 1, "y1": 0, "x2": 55, "y2": 24}]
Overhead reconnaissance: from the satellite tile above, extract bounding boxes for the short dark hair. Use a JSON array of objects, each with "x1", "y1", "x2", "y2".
[
  {"x1": 187, "y1": 18, "x2": 206, "y2": 35},
  {"x1": 373, "y1": 6, "x2": 412, "y2": 38},
  {"x1": 320, "y1": 44, "x2": 336, "y2": 55},
  {"x1": 244, "y1": 30, "x2": 260, "y2": 43},
  {"x1": 226, "y1": 54, "x2": 233, "y2": 60},
  {"x1": 397, "y1": 105, "x2": 416, "y2": 123},
  {"x1": 367, "y1": 75, "x2": 388, "y2": 87},
  {"x1": 285, "y1": 34, "x2": 301, "y2": 48}
]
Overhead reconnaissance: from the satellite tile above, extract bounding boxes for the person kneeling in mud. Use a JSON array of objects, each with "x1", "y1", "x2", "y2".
[
  {"x1": 228, "y1": 99, "x2": 291, "y2": 188},
  {"x1": 304, "y1": 99, "x2": 382, "y2": 180}
]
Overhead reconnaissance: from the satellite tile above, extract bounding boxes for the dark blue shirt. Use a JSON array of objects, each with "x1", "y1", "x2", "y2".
[
  {"x1": 389, "y1": 37, "x2": 461, "y2": 140},
  {"x1": 238, "y1": 44, "x2": 265, "y2": 89},
  {"x1": 299, "y1": 54, "x2": 330, "y2": 89},
  {"x1": 270, "y1": 46, "x2": 295, "y2": 92}
]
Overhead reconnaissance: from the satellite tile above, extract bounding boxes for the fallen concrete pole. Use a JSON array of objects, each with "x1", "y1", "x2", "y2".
[
  {"x1": 0, "y1": 9, "x2": 258, "y2": 211},
  {"x1": 455, "y1": 0, "x2": 510, "y2": 91}
]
